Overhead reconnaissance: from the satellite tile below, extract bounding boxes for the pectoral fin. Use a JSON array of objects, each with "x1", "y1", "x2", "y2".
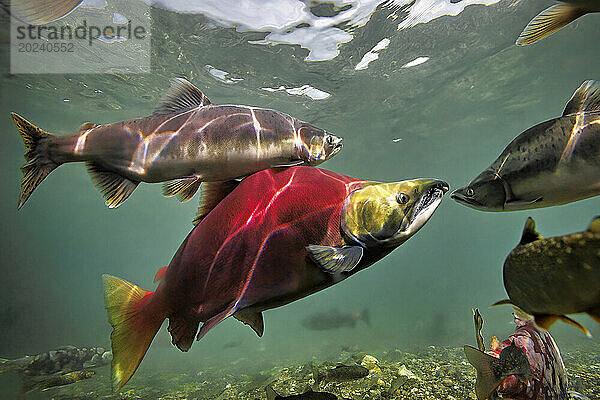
[
  {"x1": 516, "y1": 4, "x2": 588, "y2": 46},
  {"x1": 233, "y1": 309, "x2": 264, "y2": 337},
  {"x1": 162, "y1": 177, "x2": 202, "y2": 202},
  {"x1": 505, "y1": 197, "x2": 542, "y2": 208},
  {"x1": 272, "y1": 160, "x2": 304, "y2": 168},
  {"x1": 491, "y1": 299, "x2": 513, "y2": 307},
  {"x1": 306, "y1": 245, "x2": 363, "y2": 274},
  {"x1": 193, "y1": 180, "x2": 239, "y2": 225},
  {"x1": 86, "y1": 163, "x2": 139, "y2": 208}
]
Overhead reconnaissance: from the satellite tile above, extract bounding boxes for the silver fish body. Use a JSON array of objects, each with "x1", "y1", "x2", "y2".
[
  {"x1": 52, "y1": 105, "x2": 326, "y2": 182},
  {"x1": 452, "y1": 80, "x2": 600, "y2": 211},
  {"x1": 12, "y1": 78, "x2": 342, "y2": 209}
]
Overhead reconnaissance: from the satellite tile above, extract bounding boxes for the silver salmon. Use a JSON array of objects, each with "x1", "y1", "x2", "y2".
[{"x1": 12, "y1": 78, "x2": 342, "y2": 210}]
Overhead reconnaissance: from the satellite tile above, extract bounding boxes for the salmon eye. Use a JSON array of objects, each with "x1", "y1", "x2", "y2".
[
  {"x1": 466, "y1": 188, "x2": 474, "y2": 196},
  {"x1": 396, "y1": 193, "x2": 409, "y2": 204},
  {"x1": 325, "y1": 135, "x2": 334, "y2": 145}
]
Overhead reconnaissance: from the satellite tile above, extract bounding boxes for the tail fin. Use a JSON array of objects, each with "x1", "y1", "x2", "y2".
[
  {"x1": 103, "y1": 274, "x2": 166, "y2": 390},
  {"x1": 360, "y1": 309, "x2": 371, "y2": 327},
  {"x1": 463, "y1": 345, "x2": 502, "y2": 400},
  {"x1": 11, "y1": 113, "x2": 58, "y2": 209}
]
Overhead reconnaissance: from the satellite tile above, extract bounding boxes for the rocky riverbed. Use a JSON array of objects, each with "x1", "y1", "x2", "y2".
[{"x1": 20, "y1": 344, "x2": 600, "y2": 399}]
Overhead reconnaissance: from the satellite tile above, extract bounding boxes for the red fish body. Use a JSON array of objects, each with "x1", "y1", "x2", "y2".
[
  {"x1": 103, "y1": 166, "x2": 448, "y2": 389},
  {"x1": 157, "y1": 167, "x2": 387, "y2": 342},
  {"x1": 466, "y1": 314, "x2": 569, "y2": 400},
  {"x1": 491, "y1": 317, "x2": 568, "y2": 400}
]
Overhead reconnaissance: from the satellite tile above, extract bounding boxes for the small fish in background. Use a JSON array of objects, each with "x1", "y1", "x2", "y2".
[
  {"x1": 222, "y1": 338, "x2": 243, "y2": 349},
  {"x1": 517, "y1": 1, "x2": 600, "y2": 46},
  {"x1": 493, "y1": 216, "x2": 600, "y2": 336},
  {"x1": 2, "y1": 0, "x2": 83, "y2": 25},
  {"x1": 0, "y1": 346, "x2": 111, "y2": 376},
  {"x1": 301, "y1": 309, "x2": 370, "y2": 331},
  {"x1": 23, "y1": 370, "x2": 95, "y2": 392},
  {"x1": 312, "y1": 364, "x2": 369, "y2": 387},
  {"x1": 452, "y1": 80, "x2": 600, "y2": 211},
  {"x1": 464, "y1": 311, "x2": 570, "y2": 400},
  {"x1": 12, "y1": 78, "x2": 342, "y2": 210},
  {"x1": 266, "y1": 384, "x2": 337, "y2": 400}
]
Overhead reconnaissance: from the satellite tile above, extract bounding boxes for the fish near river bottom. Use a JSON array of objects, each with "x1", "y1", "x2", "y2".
[{"x1": 102, "y1": 166, "x2": 449, "y2": 390}]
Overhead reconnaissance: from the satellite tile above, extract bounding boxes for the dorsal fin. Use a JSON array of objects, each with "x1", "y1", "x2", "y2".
[
  {"x1": 519, "y1": 217, "x2": 542, "y2": 245},
  {"x1": 563, "y1": 80, "x2": 600, "y2": 116},
  {"x1": 587, "y1": 216, "x2": 600, "y2": 233},
  {"x1": 154, "y1": 78, "x2": 212, "y2": 116}
]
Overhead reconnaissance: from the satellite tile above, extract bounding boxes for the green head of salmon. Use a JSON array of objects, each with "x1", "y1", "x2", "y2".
[{"x1": 342, "y1": 178, "x2": 449, "y2": 248}]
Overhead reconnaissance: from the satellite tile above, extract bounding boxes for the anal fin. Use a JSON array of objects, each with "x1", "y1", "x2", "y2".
[
  {"x1": 233, "y1": 309, "x2": 264, "y2": 337},
  {"x1": 86, "y1": 163, "x2": 139, "y2": 208},
  {"x1": 162, "y1": 177, "x2": 202, "y2": 202},
  {"x1": 168, "y1": 314, "x2": 200, "y2": 352}
]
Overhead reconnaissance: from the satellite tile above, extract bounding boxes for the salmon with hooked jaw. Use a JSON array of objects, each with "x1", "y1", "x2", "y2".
[{"x1": 452, "y1": 80, "x2": 600, "y2": 212}]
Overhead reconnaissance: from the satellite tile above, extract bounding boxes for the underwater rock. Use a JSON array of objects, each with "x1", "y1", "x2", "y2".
[{"x1": 360, "y1": 355, "x2": 379, "y2": 371}]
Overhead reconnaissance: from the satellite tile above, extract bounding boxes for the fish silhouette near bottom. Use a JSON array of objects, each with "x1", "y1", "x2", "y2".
[{"x1": 266, "y1": 385, "x2": 337, "y2": 400}]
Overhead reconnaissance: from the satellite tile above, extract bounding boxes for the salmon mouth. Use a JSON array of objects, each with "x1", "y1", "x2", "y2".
[
  {"x1": 401, "y1": 181, "x2": 449, "y2": 234},
  {"x1": 326, "y1": 134, "x2": 343, "y2": 158},
  {"x1": 451, "y1": 189, "x2": 481, "y2": 208}
]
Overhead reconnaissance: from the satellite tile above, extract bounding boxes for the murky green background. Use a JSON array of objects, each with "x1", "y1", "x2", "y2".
[{"x1": 0, "y1": 0, "x2": 598, "y2": 396}]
